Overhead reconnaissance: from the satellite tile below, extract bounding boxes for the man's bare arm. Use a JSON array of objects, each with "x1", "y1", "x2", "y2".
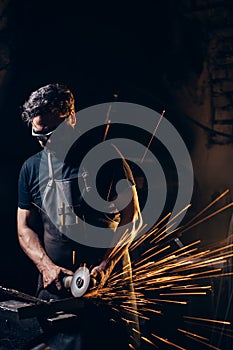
[{"x1": 17, "y1": 207, "x2": 73, "y2": 289}]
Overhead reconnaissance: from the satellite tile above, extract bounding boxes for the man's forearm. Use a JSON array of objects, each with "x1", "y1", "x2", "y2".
[{"x1": 18, "y1": 226, "x2": 53, "y2": 273}]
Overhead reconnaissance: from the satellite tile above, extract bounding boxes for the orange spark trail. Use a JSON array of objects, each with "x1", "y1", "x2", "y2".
[
  {"x1": 83, "y1": 190, "x2": 233, "y2": 349},
  {"x1": 178, "y1": 328, "x2": 209, "y2": 341},
  {"x1": 182, "y1": 189, "x2": 230, "y2": 227},
  {"x1": 183, "y1": 316, "x2": 231, "y2": 326},
  {"x1": 151, "y1": 333, "x2": 187, "y2": 350},
  {"x1": 140, "y1": 109, "x2": 165, "y2": 164},
  {"x1": 103, "y1": 119, "x2": 111, "y2": 141},
  {"x1": 179, "y1": 202, "x2": 233, "y2": 235}
]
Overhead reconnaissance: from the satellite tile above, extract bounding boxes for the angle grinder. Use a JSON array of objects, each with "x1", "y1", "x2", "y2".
[{"x1": 62, "y1": 266, "x2": 96, "y2": 297}]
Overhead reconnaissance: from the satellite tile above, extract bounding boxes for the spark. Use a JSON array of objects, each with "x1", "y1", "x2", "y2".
[
  {"x1": 140, "y1": 109, "x2": 165, "y2": 164},
  {"x1": 141, "y1": 336, "x2": 158, "y2": 347},
  {"x1": 151, "y1": 333, "x2": 187, "y2": 350},
  {"x1": 178, "y1": 328, "x2": 209, "y2": 341},
  {"x1": 171, "y1": 285, "x2": 212, "y2": 290},
  {"x1": 178, "y1": 332, "x2": 222, "y2": 350},
  {"x1": 84, "y1": 190, "x2": 233, "y2": 348},
  {"x1": 134, "y1": 245, "x2": 171, "y2": 267},
  {"x1": 31, "y1": 201, "x2": 47, "y2": 214},
  {"x1": 181, "y1": 189, "x2": 230, "y2": 227},
  {"x1": 130, "y1": 224, "x2": 158, "y2": 252},
  {"x1": 72, "y1": 250, "x2": 75, "y2": 265},
  {"x1": 179, "y1": 202, "x2": 233, "y2": 235},
  {"x1": 184, "y1": 320, "x2": 233, "y2": 338},
  {"x1": 140, "y1": 308, "x2": 163, "y2": 315},
  {"x1": 178, "y1": 328, "x2": 226, "y2": 350},
  {"x1": 132, "y1": 327, "x2": 141, "y2": 334},
  {"x1": 121, "y1": 317, "x2": 138, "y2": 324},
  {"x1": 148, "y1": 298, "x2": 187, "y2": 305},
  {"x1": 183, "y1": 316, "x2": 231, "y2": 326},
  {"x1": 149, "y1": 204, "x2": 191, "y2": 244},
  {"x1": 160, "y1": 292, "x2": 207, "y2": 296},
  {"x1": 103, "y1": 119, "x2": 111, "y2": 141}
]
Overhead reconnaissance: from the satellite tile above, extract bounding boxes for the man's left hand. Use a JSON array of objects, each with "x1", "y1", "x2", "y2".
[{"x1": 90, "y1": 260, "x2": 114, "y2": 289}]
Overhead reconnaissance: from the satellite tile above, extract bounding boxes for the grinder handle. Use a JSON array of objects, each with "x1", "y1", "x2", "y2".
[{"x1": 62, "y1": 275, "x2": 73, "y2": 289}]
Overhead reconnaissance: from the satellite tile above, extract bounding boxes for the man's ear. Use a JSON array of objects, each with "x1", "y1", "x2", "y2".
[{"x1": 68, "y1": 111, "x2": 76, "y2": 128}]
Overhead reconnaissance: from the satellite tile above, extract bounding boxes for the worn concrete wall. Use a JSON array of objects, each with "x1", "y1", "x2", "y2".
[{"x1": 162, "y1": 0, "x2": 233, "y2": 244}]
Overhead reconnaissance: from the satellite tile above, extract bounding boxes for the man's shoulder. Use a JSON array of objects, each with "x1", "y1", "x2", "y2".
[
  {"x1": 24, "y1": 150, "x2": 44, "y2": 165},
  {"x1": 21, "y1": 150, "x2": 44, "y2": 173}
]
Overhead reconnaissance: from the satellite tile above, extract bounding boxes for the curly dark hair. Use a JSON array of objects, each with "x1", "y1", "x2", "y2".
[{"x1": 21, "y1": 83, "x2": 75, "y2": 124}]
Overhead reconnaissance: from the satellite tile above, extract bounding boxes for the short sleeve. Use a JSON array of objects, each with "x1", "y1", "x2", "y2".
[{"x1": 18, "y1": 161, "x2": 32, "y2": 210}]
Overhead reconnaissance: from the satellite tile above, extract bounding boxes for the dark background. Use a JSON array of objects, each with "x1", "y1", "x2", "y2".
[{"x1": 0, "y1": 0, "x2": 200, "y2": 293}]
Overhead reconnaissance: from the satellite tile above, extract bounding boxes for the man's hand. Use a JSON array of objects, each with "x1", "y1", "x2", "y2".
[
  {"x1": 40, "y1": 262, "x2": 74, "y2": 290},
  {"x1": 90, "y1": 260, "x2": 114, "y2": 289}
]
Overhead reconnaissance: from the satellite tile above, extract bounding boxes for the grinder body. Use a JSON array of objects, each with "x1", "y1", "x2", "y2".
[{"x1": 63, "y1": 266, "x2": 96, "y2": 297}]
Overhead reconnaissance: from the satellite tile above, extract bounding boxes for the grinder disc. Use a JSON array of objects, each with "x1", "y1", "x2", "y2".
[{"x1": 71, "y1": 266, "x2": 90, "y2": 297}]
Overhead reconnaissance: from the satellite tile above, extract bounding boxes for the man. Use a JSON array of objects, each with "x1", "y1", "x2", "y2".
[{"x1": 17, "y1": 83, "x2": 141, "y2": 349}]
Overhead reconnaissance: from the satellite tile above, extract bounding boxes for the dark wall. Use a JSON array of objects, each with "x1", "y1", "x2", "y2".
[
  {"x1": 0, "y1": 0, "x2": 222, "y2": 293},
  {"x1": 0, "y1": 0, "x2": 196, "y2": 293},
  {"x1": 0, "y1": 2, "x2": 232, "y2": 349}
]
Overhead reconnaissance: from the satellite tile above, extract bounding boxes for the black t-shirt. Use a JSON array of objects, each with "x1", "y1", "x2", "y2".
[
  {"x1": 18, "y1": 147, "x2": 135, "y2": 215},
  {"x1": 18, "y1": 150, "x2": 79, "y2": 210},
  {"x1": 18, "y1": 137, "x2": 136, "y2": 276}
]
